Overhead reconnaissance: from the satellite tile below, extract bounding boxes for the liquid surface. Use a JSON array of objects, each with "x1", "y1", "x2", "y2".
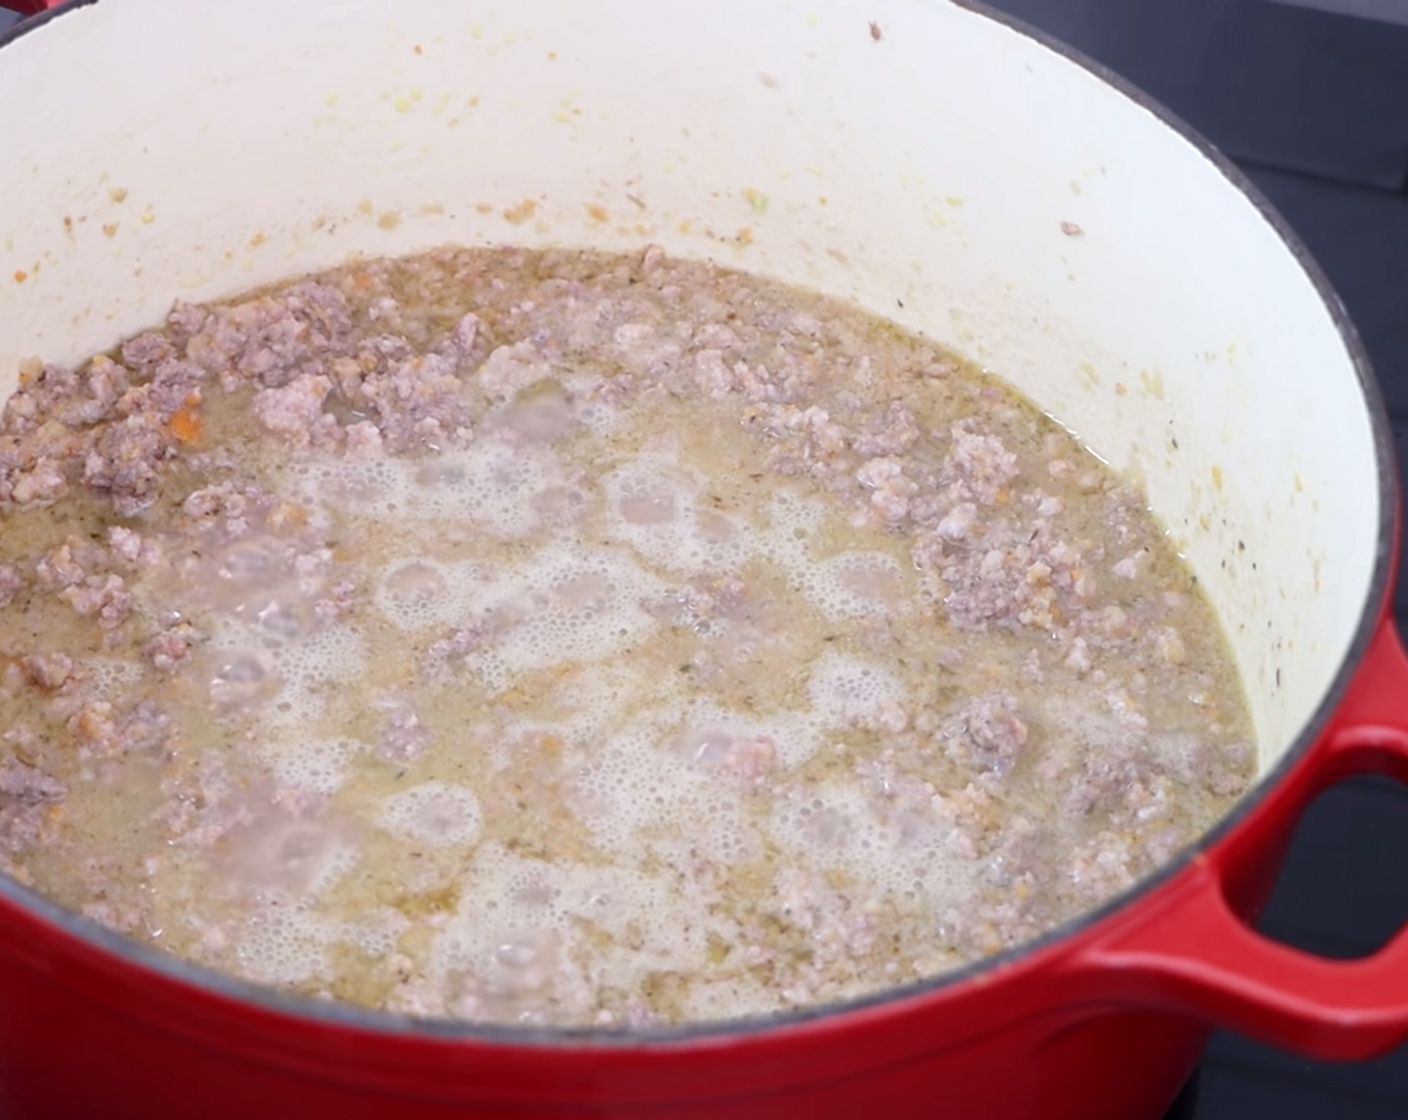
[{"x1": 0, "y1": 246, "x2": 1253, "y2": 1027}]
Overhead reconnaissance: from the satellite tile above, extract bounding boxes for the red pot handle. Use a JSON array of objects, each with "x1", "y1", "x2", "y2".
[
  {"x1": 1076, "y1": 618, "x2": 1408, "y2": 1061},
  {"x1": 0, "y1": 1, "x2": 57, "y2": 15}
]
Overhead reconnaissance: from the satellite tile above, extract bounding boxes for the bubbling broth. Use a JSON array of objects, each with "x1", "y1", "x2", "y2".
[{"x1": 0, "y1": 246, "x2": 1252, "y2": 1027}]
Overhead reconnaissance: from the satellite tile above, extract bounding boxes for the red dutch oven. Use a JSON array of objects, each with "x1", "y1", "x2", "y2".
[{"x1": 1, "y1": 0, "x2": 1407, "y2": 1116}]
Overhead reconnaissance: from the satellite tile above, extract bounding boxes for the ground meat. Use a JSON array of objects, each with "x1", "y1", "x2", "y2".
[
  {"x1": 144, "y1": 623, "x2": 201, "y2": 671},
  {"x1": 743, "y1": 402, "x2": 850, "y2": 481},
  {"x1": 689, "y1": 349, "x2": 739, "y2": 400},
  {"x1": 850, "y1": 400, "x2": 921, "y2": 459},
  {"x1": 35, "y1": 539, "x2": 93, "y2": 589},
  {"x1": 1112, "y1": 548, "x2": 1152, "y2": 580},
  {"x1": 314, "y1": 579, "x2": 356, "y2": 627},
  {"x1": 0, "y1": 565, "x2": 21, "y2": 608},
  {"x1": 422, "y1": 622, "x2": 488, "y2": 677},
  {"x1": 9, "y1": 456, "x2": 70, "y2": 506},
  {"x1": 920, "y1": 507, "x2": 1095, "y2": 633},
  {"x1": 356, "y1": 352, "x2": 466, "y2": 448},
  {"x1": 934, "y1": 502, "x2": 981, "y2": 543},
  {"x1": 938, "y1": 546, "x2": 1038, "y2": 630},
  {"x1": 942, "y1": 422, "x2": 1018, "y2": 505},
  {"x1": 343, "y1": 420, "x2": 385, "y2": 458},
  {"x1": 0, "y1": 804, "x2": 49, "y2": 857},
  {"x1": 57, "y1": 573, "x2": 132, "y2": 629},
  {"x1": 1068, "y1": 830, "x2": 1137, "y2": 900},
  {"x1": 185, "y1": 281, "x2": 353, "y2": 388},
  {"x1": 252, "y1": 374, "x2": 336, "y2": 448},
  {"x1": 179, "y1": 482, "x2": 275, "y2": 543},
  {"x1": 83, "y1": 411, "x2": 175, "y2": 515},
  {"x1": 121, "y1": 332, "x2": 177, "y2": 374},
  {"x1": 0, "y1": 757, "x2": 66, "y2": 804},
  {"x1": 20, "y1": 653, "x2": 75, "y2": 691},
  {"x1": 9, "y1": 362, "x2": 122, "y2": 431},
  {"x1": 654, "y1": 576, "x2": 749, "y2": 630},
  {"x1": 613, "y1": 322, "x2": 683, "y2": 378},
  {"x1": 452, "y1": 312, "x2": 481, "y2": 353},
  {"x1": 856, "y1": 455, "x2": 918, "y2": 523},
  {"x1": 1065, "y1": 636, "x2": 1093, "y2": 674},
  {"x1": 166, "y1": 301, "x2": 210, "y2": 342},
  {"x1": 1066, "y1": 739, "x2": 1154, "y2": 817},
  {"x1": 943, "y1": 693, "x2": 1029, "y2": 777},
  {"x1": 68, "y1": 700, "x2": 170, "y2": 758}
]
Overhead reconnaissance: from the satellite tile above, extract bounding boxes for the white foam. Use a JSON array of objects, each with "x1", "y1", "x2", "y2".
[
  {"x1": 765, "y1": 780, "x2": 974, "y2": 907},
  {"x1": 803, "y1": 551, "x2": 907, "y2": 621},
  {"x1": 291, "y1": 438, "x2": 568, "y2": 541},
  {"x1": 806, "y1": 649, "x2": 908, "y2": 729},
  {"x1": 258, "y1": 736, "x2": 355, "y2": 796},
  {"x1": 456, "y1": 544, "x2": 671, "y2": 694},
  {"x1": 262, "y1": 622, "x2": 370, "y2": 729},
  {"x1": 380, "y1": 781, "x2": 483, "y2": 847},
  {"x1": 431, "y1": 844, "x2": 710, "y2": 988},
  {"x1": 762, "y1": 488, "x2": 826, "y2": 569},
  {"x1": 571, "y1": 714, "x2": 687, "y2": 852},
  {"x1": 600, "y1": 450, "x2": 762, "y2": 576},
  {"x1": 190, "y1": 390, "x2": 957, "y2": 1023},
  {"x1": 333, "y1": 906, "x2": 411, "y2": 960},
  {"x1": 235, "y1": 900, "x2": 332, "y2": 986},
  {"x1": 374, "y1": 558, "x2": 499, "y2": 631},
  {"x1": 677, "y1": 697, "x2": 823, "y2": 769},
  {"x1": 86, "y1": 656, "x2": 146, "y2": 697}
]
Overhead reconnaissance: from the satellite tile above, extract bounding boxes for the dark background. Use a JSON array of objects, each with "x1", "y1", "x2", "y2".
[
  {"x1": 973, "y1": 2, "x2": 1408, "y2": 1116},
  {"x1": 5, "y1": 1, "x2": 1408, "y2": 1116}
]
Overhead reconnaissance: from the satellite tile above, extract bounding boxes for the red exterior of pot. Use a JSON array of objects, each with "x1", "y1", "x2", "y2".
[{"x1": 0, "y1": 894, "x2": 1210, "y2": 1119}]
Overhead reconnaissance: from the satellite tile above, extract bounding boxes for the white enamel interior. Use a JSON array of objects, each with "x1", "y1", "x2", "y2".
[{"x1": 0, "y1": 0, "x2": 1382, "y2": 777}]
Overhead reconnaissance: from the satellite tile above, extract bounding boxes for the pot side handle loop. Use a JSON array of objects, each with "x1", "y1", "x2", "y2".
[{"x1": 1078, "y1": 619, "x2": 1408, "y2": 1061}]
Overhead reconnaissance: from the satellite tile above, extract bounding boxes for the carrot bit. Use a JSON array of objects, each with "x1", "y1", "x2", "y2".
[{"x1": 169, "y1": 401, "x2": 205, "y2": 445}]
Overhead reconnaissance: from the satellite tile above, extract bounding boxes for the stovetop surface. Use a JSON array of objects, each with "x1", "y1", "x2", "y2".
[{"x1": 5, "y1": 3, "x2": 1408, "y2": 1116}]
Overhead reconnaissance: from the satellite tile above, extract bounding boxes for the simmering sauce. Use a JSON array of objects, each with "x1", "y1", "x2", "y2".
[{"x1": 0, "y1": 247, "x2": 1253, "y2": 1026}]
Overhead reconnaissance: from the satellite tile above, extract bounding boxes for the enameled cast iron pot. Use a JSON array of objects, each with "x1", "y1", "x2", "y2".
[{"x1": 2, "y1": 1, "x2": 1408, "y2": 1116}]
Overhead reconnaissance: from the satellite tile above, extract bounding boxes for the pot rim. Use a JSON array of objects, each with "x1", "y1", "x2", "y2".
[{"x1": 0, "y1": 0, "x2": 1398, "y2": 1052}]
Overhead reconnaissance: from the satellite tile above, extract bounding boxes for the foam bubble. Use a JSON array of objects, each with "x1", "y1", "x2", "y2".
[
  {"x1": 763, "y1": 489, "x2": 825, "y2": 568},
  {"x1": 333, "y1": 906, "x2": 411, "y2": 959},
  {"x1": 456, "y1": 544, "x2": 671, "y2": 693},
  {"x1": 260, "y1": 622, "x2": 370, "y2": 728},
  {"x1": 235, "y1": 901, "x2": 333, "y2": 986},
  {"x1": 374, "y1": 558, "x2": 482, "y2": 631},
  {"x1": 771, "y1": 780, "x2": 875, "y2": 861},
  {"x1": 281, "y1": 438, "x2": 568, "y2": 543},
  {"x1": 600, "y1": 451, "x2": 759, "y2": 576},
  {"x1": 258, "y1": 736, "x2": 356, "y2": 796},
  {"x1": 431, "y1": 844, "x2": 711, "y2": 989},
  {"x1": 571, "y1": 716, "x2": 685, "y2": 852},
  {"x1": 676, "y1": 697, "x2": 822, "y2": 769},
  {"x1": 86, "y1": 656, "x2": 146, "y2": 697},
  {"x1": 380, "y1": 781, "x2": 483, "y2": 847},
  {"x1": 803, "y1": 551, "x2": 907, "y2": 621},
  {"x1": 806, "y1": 649, "x2": 907, "y2": 729},
  {"x1": 763, "y1": 781, "x2": 975, "y2": 907}
]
